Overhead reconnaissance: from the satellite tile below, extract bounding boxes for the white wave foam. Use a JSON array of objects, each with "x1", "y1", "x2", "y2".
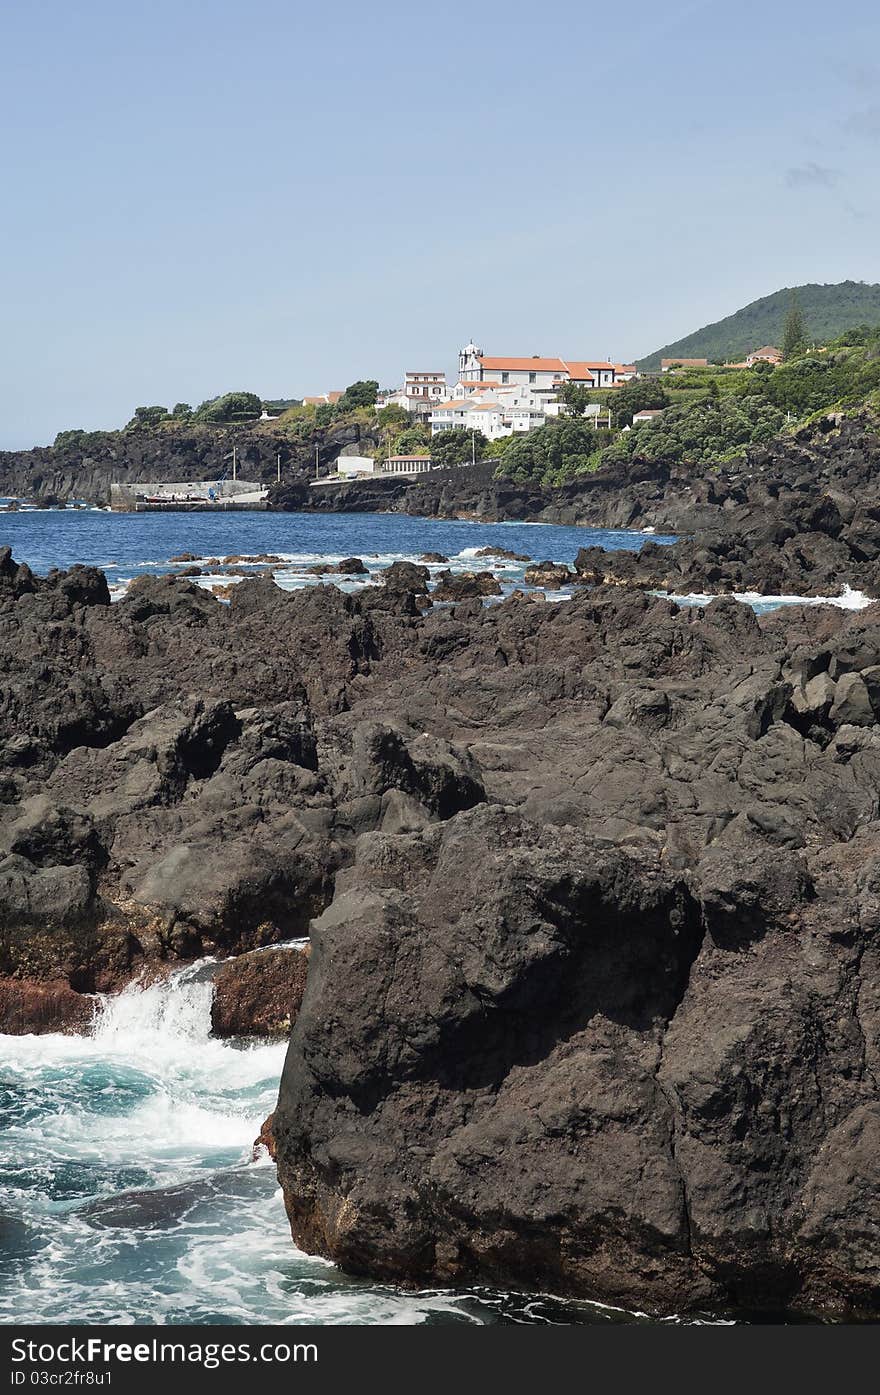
[{"x1": 660, "y1": 583, "x2": 873, "y2": 612}]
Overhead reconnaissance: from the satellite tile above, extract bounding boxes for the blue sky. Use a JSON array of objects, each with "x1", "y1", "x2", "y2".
[{"x1": 1, "y1": 0, "x2": 879, "y2": 448}]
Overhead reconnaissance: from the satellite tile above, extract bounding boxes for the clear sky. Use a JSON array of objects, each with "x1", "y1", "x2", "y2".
[{"x1": 1, "y1": 0, "x2": 879, "y2": 448}]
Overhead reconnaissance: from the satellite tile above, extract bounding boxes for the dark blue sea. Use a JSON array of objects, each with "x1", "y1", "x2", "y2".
[{"x1": 0, "y1": 507, "x2": 674, "y2": 604}]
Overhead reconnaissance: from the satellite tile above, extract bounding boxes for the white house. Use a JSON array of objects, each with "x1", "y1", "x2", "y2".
[
  {"x1": 376, "y1": 372, "x2": 448, "y2": 416},
  {"x1": 430, "y1": 381, "x2": 606, "y2": 441},
  {"x1": 404, "y1": 371, "x2": 448, "y2": 411},
  {"x1": 457, "y1": 342, "x2": 632, "y2": 390},
  {"x1": 631, "y1": 409, "x2": 666, "y2": 425},
  {"x1": 383, "y1": 454, "x2": 433, "y2": 475},
  {"x1": 335, "y1": 455, "x2": 378, "y2": 477}
]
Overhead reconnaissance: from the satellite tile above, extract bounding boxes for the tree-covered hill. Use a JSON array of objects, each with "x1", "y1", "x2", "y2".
[
  {"x1": 637, "y1": 280, "x2": 880, "y2": 370},
  {"x1": 496, "y1": 325, "x2": 880, "y2": 486}
]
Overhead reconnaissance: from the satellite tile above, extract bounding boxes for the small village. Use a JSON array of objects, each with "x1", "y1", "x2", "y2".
[
  {"x1": 307, "y1": 337, "x2": 783, "y2": 484},
  {"x1": 309, "y1": 340, "x2": 634, "y2": 485},
  {"x1": 105, "y1": 335, "x2": 787, "y2": 509}
]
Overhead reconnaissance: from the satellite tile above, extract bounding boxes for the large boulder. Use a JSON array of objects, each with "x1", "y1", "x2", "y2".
[
  {"x1": 522, "y1": 561, "x2": 573, "y2": 589},
  {"x1": 432, "y1": 570, "x2": 502, "y2": 601},
  {"x1": 273, "y1": 800, "x2": 880, "y2": 1318}
]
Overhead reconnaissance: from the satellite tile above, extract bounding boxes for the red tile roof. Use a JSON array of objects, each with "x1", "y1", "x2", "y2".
[
  {"x1": 480, "y1": 356, "x2": 568, "y2": 373},
  {"x1": 562, "y1": 362, "x2": 599, "y2": 381}
]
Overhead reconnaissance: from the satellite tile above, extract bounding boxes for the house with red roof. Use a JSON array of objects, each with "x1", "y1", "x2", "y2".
[{"x1": 457, "y1": 341, "x2": 631, "y2": 390}]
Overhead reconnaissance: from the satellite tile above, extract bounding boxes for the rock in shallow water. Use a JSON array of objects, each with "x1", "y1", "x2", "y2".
[
  {"x1": 0, "y1": 976, "x2": 95, "y2": 1034},
  {"x1": 210, "y1": 947, "x2": 309, "y2": 1038}
]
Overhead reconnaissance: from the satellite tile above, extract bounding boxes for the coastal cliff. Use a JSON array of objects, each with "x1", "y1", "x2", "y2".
[
  {"x1": 0, "y1": 418, "x2": 379, "y2": 505},
  {"x1": 6, "y1": 402, "x2": 880, "y2": 566}
]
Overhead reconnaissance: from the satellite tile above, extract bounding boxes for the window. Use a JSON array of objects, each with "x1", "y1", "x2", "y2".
[
  {"x1": 529, "y1": 371, "x2": 536, "y2": 383},
  {"x1": 501, "y1": 372, "x2": 509, "y2": 383}
]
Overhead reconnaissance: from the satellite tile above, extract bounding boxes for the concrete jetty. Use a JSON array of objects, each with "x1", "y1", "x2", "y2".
[{"x1": 110, "y1": 479, "x2": 269, "y2": 512}]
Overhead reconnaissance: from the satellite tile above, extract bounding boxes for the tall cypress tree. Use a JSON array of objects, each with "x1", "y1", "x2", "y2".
[{"x1": 782, "y1": 296, "x2": 809, "y2": 359}]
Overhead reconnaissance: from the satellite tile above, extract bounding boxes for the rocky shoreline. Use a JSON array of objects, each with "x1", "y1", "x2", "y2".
[{"x1": 2, "y1": 504, "x2": 880, "y2": 1317}]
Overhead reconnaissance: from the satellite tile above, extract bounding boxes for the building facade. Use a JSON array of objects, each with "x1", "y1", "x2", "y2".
[
  {"x1": 335, "y1": 455, "x2": 378, "y2": 477},
  {"x1": 458, "y1": 343, "x2": 631, "y2": 390},
  {"x1": 430, "y1": 383, "x2": 607, "y2": 441},
  {"x1": 383, "y1": 454, "x2": 433, "y2": 475},
  {"x1": 376, "y1": 373, "x2": 448, "y2": 416},
  {"x1": 404, "y1": 371, "x2": 448, "y2": 409}
]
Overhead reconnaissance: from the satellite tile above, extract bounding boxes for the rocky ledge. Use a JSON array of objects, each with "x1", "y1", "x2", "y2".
[{"x1": 2, "y1": 540, "x2": 880, "y2": 1317}]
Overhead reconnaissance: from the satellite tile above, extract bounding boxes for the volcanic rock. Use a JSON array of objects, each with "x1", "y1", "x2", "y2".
[
  {"x1": 522, "y1": 561, "x2": 574, "y2": 588},
  {"x1": 5, "y1": 542, "x2": 880, "y2": 1316},
  {"x1": 475, "y1": 545, "x2": 531, "y2": 561},
  {"x1": 431, "y1": 569, "x2": 502, "y2": 600},
  {"x1": 379, "y1": 560, "x2": 430, "y2": 593},
  {"x1": 211, "y1": 947, "x2": 309, "y2": 1037},
  {"x1": 0, "y1": 975, "x2": 95, "y2": 1034}
]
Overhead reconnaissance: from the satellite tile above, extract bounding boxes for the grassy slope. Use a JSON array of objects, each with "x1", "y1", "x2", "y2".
[{"x1": 636, "y1": 281, "x2": 880, "y2": 371}]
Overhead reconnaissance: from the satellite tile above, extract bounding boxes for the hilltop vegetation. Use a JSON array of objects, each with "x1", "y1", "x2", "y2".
[
  {"x1": 637, "y1": 280, "x2": 880, "y2": 370},
  {"x1": 495, "y1": 325, "x2": 880, "y2": 485}
]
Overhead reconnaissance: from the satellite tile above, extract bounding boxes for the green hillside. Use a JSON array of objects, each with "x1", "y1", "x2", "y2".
[{"x1": 637, "y1": 280, "x2": 880, "y2": 370}]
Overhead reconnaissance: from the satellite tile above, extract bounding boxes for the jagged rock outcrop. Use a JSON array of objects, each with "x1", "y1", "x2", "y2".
[
  {"x1": 522, "y1": 561, "x2": 574, "y2": 588},
  {"x1": 431, "y1": 570, "x2": 502, "y2": 601},
  {"x1": 0, "y1": 562, "x2": 483, "y2": 990},
  {"x1": 268, "y1": 583, "x2": 880, "y2": 1320},
  {"x1": 4, "y1": 545, "x2": 880, "y2": 1316}
]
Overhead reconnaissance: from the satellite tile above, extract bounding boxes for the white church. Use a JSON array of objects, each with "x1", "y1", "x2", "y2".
[{"x1": 456, "y1": 341, "x2": 634, "y2": 390}]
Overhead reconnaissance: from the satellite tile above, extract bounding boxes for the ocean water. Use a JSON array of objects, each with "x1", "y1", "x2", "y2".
[
  {"x1": 1, "y1": 507, "x2": 869, "y2": 612},
  {"x1": 0, "y1": 507, "x2": 672, "y2": 604}
]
